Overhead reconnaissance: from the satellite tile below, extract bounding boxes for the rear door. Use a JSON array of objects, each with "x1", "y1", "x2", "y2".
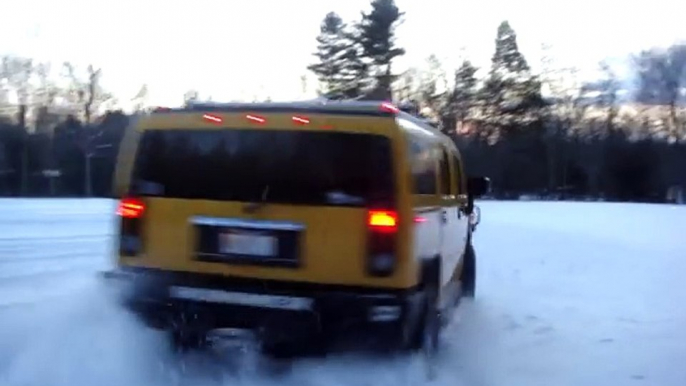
[{"x1": 124, "y1": 126, "x2": 396, "y2": 286}]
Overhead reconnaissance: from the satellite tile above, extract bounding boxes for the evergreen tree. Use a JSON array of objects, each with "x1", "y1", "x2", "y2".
[
  {"x1": 491, "y1": 21, "x2": 530, "y2": 75},
  {"x1": 480, "y1": 21, "x2": 548, "y2": 194},
  {"x1": 308, "y1": 12, "x2": 348, "y2": 96},
  {"x1": 449, "y1": 60, "x2": 479, "y2": 130},
  {"x1": 481, "y1": 21, "x2": 545, "y2": 137},
  {"x1": 308, "y1": 12, "x2": 368, "y2": 99},
  {"x1": 357, "y1": 0, "x2": 406, "y2": 99}
]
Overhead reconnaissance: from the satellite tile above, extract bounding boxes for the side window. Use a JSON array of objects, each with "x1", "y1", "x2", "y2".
[
  {"x1": 439, "y1": 149, "x2": 451, "y2": 196},
  {"x1": 408, "y1": 137, "x2": 437, "y2": 195},
  {"x1": 451, "y1": 153, "x2": 465, "y2": 194}
]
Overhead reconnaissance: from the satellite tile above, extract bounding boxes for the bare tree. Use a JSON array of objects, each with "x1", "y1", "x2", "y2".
[
  {"x1": 634, "y1": 44, "x2": 686, "y2": 143},
  {"x1": 61, "y1": 62, "x2": 114, "y2": 196},
  {"x1": 183, "y1": 89, "x2": 199, "y2": 106},
  {"x1": 132, "y1": 84, "x2": 149, "y2": 112},
  {"x1": 539, "y1": 44, "x2": 589, "y2": 192},
  {"x1": 62, "y1": 62, "x2": 113, "y2": 122},
  {"x1": 0, "y1": 57, "x2": 34, "y2": 194}
]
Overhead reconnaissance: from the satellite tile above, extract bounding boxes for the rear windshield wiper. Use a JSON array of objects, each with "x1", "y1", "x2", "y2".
[
  {"x1": 326, "y1": 191, "x2": 365, "y2": 205},
  {"x1": 243, "y1": 185, "x2": 270, "y2": 213}
]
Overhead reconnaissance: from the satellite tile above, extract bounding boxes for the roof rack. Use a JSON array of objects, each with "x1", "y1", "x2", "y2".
[
  {"x1": 169, "y1": 98, "x2": 438, "y2": 128},
  {"x1": 172, "y1": 98, "x2": 401, "y2": 117}
]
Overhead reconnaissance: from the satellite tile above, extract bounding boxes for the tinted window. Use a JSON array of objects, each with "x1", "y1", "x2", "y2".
[
  {"x1": 131, "y1": 129, "x2": 395, "y2": 207},
  {"x1": 439, "y1": 150, "x2": 451, "y2": 195},
  {"x1": 408, "y1": 136, "x2": 437, "y2": 195},
  {"x1": 451, "y1": 154, "x2": 464, "y2": 194}
]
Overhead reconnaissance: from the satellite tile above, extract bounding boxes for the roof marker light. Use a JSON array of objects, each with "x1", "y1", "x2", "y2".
[
  {"x1": 292, "y1": 115, "x2": 310, "y2": 124},
  {"x1": 246, "y1": 114, "x2": 266, "y2": 124},
  {"x1": 203, "y1": 113, "x2": 222, "y2": 124}
]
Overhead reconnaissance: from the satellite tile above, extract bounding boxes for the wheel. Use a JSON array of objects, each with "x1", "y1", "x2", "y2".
[
  {"x1": 418, "y1": 284, "x2": 440, "y2": 380},
  {"x1": 407, "y1": 283, "x2": 440, "y2": 352},
  {"x1": 422, "y1": 286, "x2": 440, "y2": 356},
  {"x1": 170, "y1": 328, "x2": 207, "y2": 353},
  {"x1": 461, "y1": 242, "x2": 476, "y2": 298}
]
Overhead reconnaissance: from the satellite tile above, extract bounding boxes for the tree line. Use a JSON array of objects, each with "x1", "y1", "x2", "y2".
[
  {"x1": 0, "y1": 0, "x2": 684, "y2": 202},
  {"x1": 0, "y1": 60, "x2": 140, "y2": 197},
  {"x1": 308, "y1": 0, "x2": 686, "y2": 202}
]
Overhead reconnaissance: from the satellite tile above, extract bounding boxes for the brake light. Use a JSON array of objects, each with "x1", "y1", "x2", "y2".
[
  {"x1": 117, "y1": 198, "x2": 145, "y2": 219},
  {"x1": 367, "y1": 210, "x2": 397, "y2": 277},
  {"x1": 246, "y1": 114, "x2": 266, "y2": 124},
  {"x1": 292, "y1": 115, "x2": 310, "y2": 124},
  {"x1": 203, "y1": 113, "x2": 222, "y2": 124},
  {"x1": 379, "y1": 102, "x2": 400, "y2": 114},
  {"x1": 368, "y1": 210, "x2": 398, "y2": 232}
]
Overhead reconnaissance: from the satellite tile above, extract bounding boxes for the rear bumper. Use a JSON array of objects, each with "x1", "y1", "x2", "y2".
[{"x1": 105, "y1": 267, "x2": 425, "y2": 346}]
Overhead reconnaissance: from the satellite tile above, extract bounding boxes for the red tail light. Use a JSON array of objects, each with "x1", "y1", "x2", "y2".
[
  {"x1": 379, "y1": 102, "x2": 400, "y2": 114},
  {"x1": 117, "y1": 197, "x2": 145, "y2": 219},
  {"x1": 368, "y1": 210, "x2": 398, "y2": 232},
  {"x1": 367, "y1": 209, "x2": 398, "y2": 277},
  {"x1": 117, "y1": 197, "x2": 145, "y2": 256}
]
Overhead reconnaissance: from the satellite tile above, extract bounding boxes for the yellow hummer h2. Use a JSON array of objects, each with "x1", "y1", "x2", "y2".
[{"x1": 109, "y1": 100, "x2": 489, "y2": 356}]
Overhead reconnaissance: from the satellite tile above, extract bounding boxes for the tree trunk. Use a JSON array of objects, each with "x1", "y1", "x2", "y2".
[{"x1": 84, "y1": 153, "x2": 92, "y2": 197}]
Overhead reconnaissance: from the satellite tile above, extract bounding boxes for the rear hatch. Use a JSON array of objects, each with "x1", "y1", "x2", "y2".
[{"x1": 119, "y1": 122, "x2": 400, "y2": 287}]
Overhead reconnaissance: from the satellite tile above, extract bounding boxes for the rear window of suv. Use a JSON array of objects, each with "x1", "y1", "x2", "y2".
[{"x1": 130, "y1": 129, "x2": 395, "y2": 208}]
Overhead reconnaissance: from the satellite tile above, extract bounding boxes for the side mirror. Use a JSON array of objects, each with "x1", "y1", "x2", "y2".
[{"x1": 467, "y1": 176, "x2": 490, "y2": 198}]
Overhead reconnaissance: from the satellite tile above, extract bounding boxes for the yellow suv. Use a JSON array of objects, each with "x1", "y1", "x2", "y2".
[{"x1": 108, "y1": 100, "x2": 489, "y2": 356}]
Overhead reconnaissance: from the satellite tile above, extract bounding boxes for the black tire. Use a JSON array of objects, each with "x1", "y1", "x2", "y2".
[
  {"x1": 461, "y1": 243, "x2": 476, "y2": 298},
  {"x1": 417, "y1": 284, "x2": 441, "y2": 381},
  {"x1": 406, "y1": 282, "x2": 441, "y2": 353},
  {"x1": 406, "y1": 258, "x2": 441, "y2": 352},
  {"x1": 170, "y1": 328, "x2": 207, "y2": 353},
  {"x1": 421, "y1": 285, "x2": 440, "y2": 356}
]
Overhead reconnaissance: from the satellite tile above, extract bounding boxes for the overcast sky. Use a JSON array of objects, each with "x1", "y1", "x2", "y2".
[{"x1": 1, "y1": 0, "x2": 684, "y2": 109}]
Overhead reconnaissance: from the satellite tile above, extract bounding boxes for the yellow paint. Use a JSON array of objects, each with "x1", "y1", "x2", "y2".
[{"x1": 114, "y1": 110, "x2": 468, "y2": 291}]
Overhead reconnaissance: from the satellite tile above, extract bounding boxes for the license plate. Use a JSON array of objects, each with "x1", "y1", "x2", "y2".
[
  {"x1": 169, "y1": 286, "x2": 313, "y2": 311},
  {"x1": 219, "y1": 231, "x2": 277, "y2": 257}
]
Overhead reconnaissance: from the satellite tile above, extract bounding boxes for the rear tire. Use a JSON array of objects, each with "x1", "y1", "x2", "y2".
[
  {"x1": 170, "y1": 328, "x2": 207, "y2": 353},
  {"x1": 461, "y1": 243, "x2": 476, "y2": 298},
  {"x1": 418, "y1": 284, "x2": 440, "y2": 380},
  {"x1": 407, "y1": 259, "x2": 441, "y2": 353}
]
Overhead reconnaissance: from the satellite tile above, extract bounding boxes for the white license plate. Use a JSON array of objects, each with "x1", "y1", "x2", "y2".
[
  {"x1": 169, "y1": 286, "x2": 313, "y2": 311},
  {"x1": 219, "y1": 232, "x2": 277, "y2": 257}
]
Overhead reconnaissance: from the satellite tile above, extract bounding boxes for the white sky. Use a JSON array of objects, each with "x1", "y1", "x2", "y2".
[{"x1": 1, "y1": 0, "x2": 684, "y2": 109}]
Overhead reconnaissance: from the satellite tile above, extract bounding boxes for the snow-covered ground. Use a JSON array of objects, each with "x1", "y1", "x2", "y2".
[{"x1": 0, "y1": 199, "x2": 684, "y2": 386}]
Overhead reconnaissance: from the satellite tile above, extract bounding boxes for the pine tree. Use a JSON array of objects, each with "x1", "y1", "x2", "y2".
[
  {"x1": 449, "y1": 60, "x2": 479, "y2": 129},
  {"x1": 357, "y1": 0, "x2": 406, "y2": 99},
  {"x1": 307, "y1": 12, "x2": 348, "y2": 97},
  {"x1": 481, "y1": 21, "x2": 545, "y2": 137},
  {"x1": 308, "y1": 12, "x2": 368, "y2": 99},
  {"x1": 491, "y1": 21, "x2": 530, "y2": 75},
  {"x1": 480, "y1": 21, "x2": 548, "y2": 194}
]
